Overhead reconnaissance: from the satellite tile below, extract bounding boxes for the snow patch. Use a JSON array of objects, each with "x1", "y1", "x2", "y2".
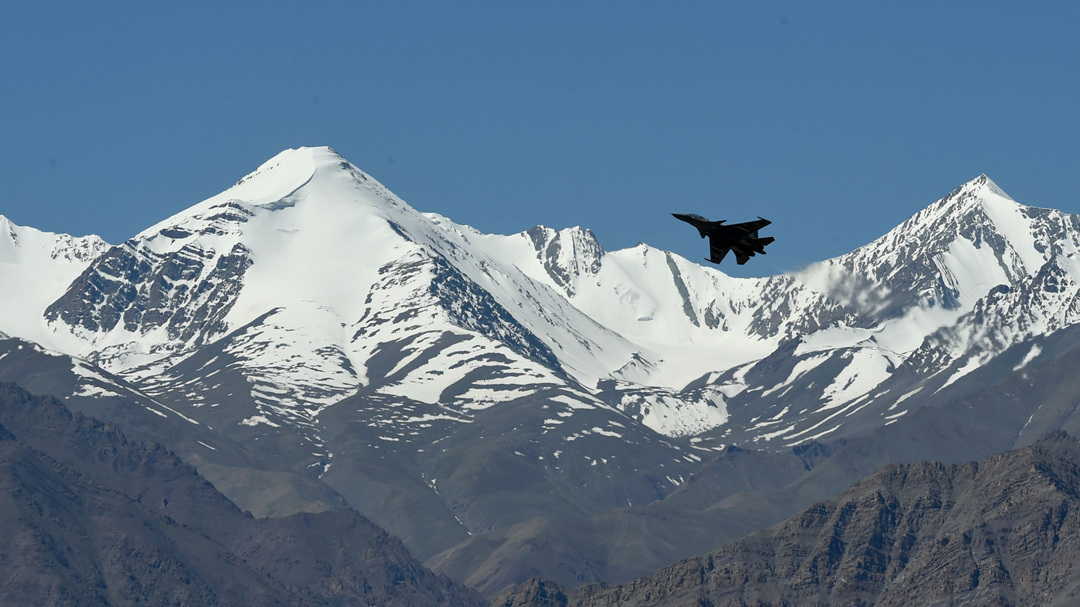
[
  {"x1": 1013, "y1": 344, "x2": 1042, "y2": 371},
  {"x1": 240, "y1": 415, "x2": 280, "y2": 428}
]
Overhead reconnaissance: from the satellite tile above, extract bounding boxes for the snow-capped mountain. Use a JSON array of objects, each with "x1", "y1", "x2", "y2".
[
  {"x1": 2, "y1": 146, "x2": 1078, "y2": 594},
  {"x1": 5, "y1": 148, "x2": 813, "y2": 439},
  {"x1": 703, "y1": 175, "x2": 1080, "y2": 449},
  {"x1": 5, "y1": 148, "x2": 1079, "y2": 445}
]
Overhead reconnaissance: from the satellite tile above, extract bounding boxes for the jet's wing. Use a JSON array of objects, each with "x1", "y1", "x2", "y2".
[
  {"x1": 708, "y1": 237, "x2": 730, "y2": 264},
  {"x1": 729, "y1": 217, "x2": 771, "y2": 236}
]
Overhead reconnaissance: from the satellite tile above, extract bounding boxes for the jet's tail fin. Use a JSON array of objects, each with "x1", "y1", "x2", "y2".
[{"x1": 751, "y1": 236, "x2": 775, "y2": 254}]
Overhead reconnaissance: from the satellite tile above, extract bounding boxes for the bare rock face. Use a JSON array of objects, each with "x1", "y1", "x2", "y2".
[
  {"x1": 493, "y1": 578, "x2": 572, "y2": 607},
  {"x1": 496, "y1": 432, "x2": 1080, "y2": 607}
]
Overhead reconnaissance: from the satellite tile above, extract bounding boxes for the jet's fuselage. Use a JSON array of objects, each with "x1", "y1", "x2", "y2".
[{"x1": 671, "y1": 213, "x2": 725, "y2": 238}]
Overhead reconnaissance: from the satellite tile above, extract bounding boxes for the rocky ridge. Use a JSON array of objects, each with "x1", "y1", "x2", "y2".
[{"x1": 496, "y1": 432, "x2": 1080, "y2": 607}]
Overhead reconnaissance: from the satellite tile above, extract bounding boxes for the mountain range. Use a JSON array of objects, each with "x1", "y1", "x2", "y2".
[{"x1": 2, "y1": 146, "x2": 1078, "y2": 598}]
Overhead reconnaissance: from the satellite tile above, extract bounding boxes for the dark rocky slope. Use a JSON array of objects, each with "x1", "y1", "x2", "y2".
[
  {"x1": 495, "y1": 432, "x2": 1080, "y2": 606},
  {"x1": 0, "y1": 383, "x2": 484, "y2": 607},
  {"x1": 0, "y1": 429, "x2": 294, "y2": 606}
]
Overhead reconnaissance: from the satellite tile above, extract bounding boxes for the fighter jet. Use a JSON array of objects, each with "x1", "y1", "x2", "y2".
[{"x1": 672, "y1": 213, "x2": 774, "y2": 265}]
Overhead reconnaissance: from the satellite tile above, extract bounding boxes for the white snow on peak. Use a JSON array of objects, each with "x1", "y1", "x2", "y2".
[
  {"x1": 223, "y1": 146, "x2": 322, "y2": 206},
  {"x1": 138, "y1": 146, "x2": 349, "y2": 241},
  {"x1": 975, "y1": 174, "x2": 1014, "y2": 201},
  {"x1": 937, "y1": 174, "x2": 1015, "y2": 210}
]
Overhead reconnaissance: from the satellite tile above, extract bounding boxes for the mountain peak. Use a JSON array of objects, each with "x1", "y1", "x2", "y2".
[
  {"x1": 253, "y1": 145, "x2": 345, "y2": 171},
  {"x1": 135, "y1": 146, "x2": 398, "y2": 244},
  {"x1": 974, "y1": 174, "x2": 1014, "y2": 201},
  {"x1": 227, "y1": 146, "x2": 346, "y2": 201},
  {"x1": 942, "y1": 173, "x2": 1015, "y2": 208},
  {"x1": 890, "y1": 174, "x2": 1021, "y2": 238}
]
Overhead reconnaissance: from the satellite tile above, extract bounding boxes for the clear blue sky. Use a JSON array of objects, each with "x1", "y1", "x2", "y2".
[{"x1": 2, "y1": 1, "x2": 1077, "y2": 277}]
